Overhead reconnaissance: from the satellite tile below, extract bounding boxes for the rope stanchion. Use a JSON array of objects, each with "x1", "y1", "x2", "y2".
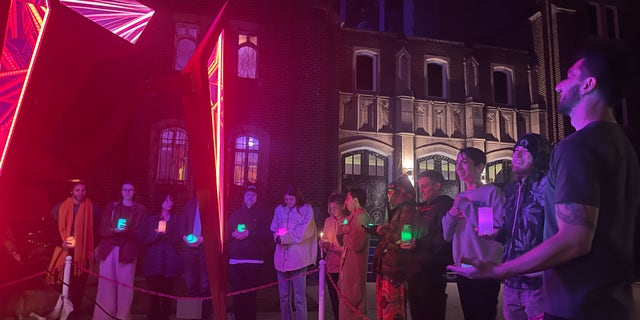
[
  {"x1": 61, "y1": 255, "x2": 72, "y2": 298},
  {"x1": 318, "y1": 259, "x2": 325, "y2": 320}
]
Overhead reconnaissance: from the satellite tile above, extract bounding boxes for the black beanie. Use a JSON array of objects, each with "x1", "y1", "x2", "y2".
[{"x1": 514, "y1": 133, "x2": 551, "y2": 170}]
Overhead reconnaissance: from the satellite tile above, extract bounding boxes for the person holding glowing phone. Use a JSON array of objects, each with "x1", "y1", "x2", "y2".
[
  {"x1": 227, "y1": 184, "x2": 271, "y2": 320},
  {"x1": 94, "y1": 182, "x2": 147, "y2": 320},
  {"x1": 139, "y1": 194, "x2": 183, "y2": 320}
]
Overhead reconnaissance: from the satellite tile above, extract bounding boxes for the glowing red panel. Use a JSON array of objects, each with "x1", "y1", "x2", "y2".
[
  {"x1": 60, "y1": 0, "x2": 154, "y2": 44},
  {"x1": 0, "y1": 0, "x2": 49, "y2": 175},
  {"x1": 207, "y1": 31, "x2": 225, "y2": 246}
]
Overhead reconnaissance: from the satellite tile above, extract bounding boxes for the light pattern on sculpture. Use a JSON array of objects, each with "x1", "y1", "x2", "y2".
[
  {"x1": 60, "y1": 0, "x2": 154, "y2": 44},
  {"x1": 0, "y1": 0, "x2": 49, "y2": 175},
  {"x1": 208, "y1": 31, "x2": 225, "y2": 246}
]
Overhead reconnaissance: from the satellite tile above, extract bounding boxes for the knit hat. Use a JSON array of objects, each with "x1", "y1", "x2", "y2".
[
  {"x1": 514, "y1": 133, "x2": 551, "y2": 170},
  {"x1": 244, "y1": 183, "x2": 258, "y2": 194},
  {"x1": 389, "y1": 174, "x2": 415, "y2": 202}
]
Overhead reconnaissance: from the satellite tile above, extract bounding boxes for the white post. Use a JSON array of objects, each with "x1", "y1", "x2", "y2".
[
  {"x1": 62, "y1": 255, "x2": 72, "y2": 298},
  {"x1": 318, "y1": 259, "x2": 325, "y2": 320}
]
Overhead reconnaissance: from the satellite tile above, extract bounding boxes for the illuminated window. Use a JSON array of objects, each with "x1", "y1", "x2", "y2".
[
  {"x1": 417, "y1": 155, "x2": 457, "y2": 181},
  {"x1": 486, "y1": 159, "x2": 512, "y2": 187},
  {"x1": 157, "y1": 128, "x2": 188, "y2": 183},
  {"x1": 426, "y1": 58, "x2": 449, "y2": 98},
  {"x1": 492, "y1": 66, "x2": 514, "y2": 105},
  {"x1": 233, "y1": 136, "x2": 259, "y2": 185},
  {"x1": 355, "y1": 50, "x2": 378, "y2": 91},
  {"x1": 343, "y1": 150, "x2": 387, "y2": 177},
  {"x1": 238, "y1": 34, "x2": 257, "y2": 79}
]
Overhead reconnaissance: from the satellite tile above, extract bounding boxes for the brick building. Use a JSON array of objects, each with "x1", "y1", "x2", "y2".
[{"x1": 1, "y1": 0, "x2": 639, "y2": 309}]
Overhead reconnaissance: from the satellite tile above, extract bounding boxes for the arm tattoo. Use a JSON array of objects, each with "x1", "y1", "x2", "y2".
[{"x1": 556, "y1": 204, "x2": 596, "y2": 229}]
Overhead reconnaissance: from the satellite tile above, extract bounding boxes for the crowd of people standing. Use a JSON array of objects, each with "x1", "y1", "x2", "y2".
[{"x1": 2, "y1": 42, "x2": 638, "y2": 320}]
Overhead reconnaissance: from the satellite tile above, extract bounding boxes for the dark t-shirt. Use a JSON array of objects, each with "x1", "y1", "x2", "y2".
[{"x1": 543, "y1": 121, "x2": 640, "y2": 319}]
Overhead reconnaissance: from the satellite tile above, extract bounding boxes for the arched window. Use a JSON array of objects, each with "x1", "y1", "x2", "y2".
[
  {"x1": 425, "y1": 58, "x2": 449, "y2": 98},
  {"x1": 492, "y1": 66, "x2": 514, "y2": 105},
  {"x1": 355, "y1": 50, "x2": 378, "y2": 91},
  {"x1": 416, "y1": 154, "x2": 459, "y2": 196},
  {"x1": 238, "y1": 34, "x2": 257, "y2": 79},
  {"x1": 341, "y1": 150, "x2": 388, "y2": 225},
  {"x1": 485, "y1": 159, "x2": 513, "y2": 187},
  {"x1": 157, "y1": 128, "x2": 189, "y2": 183},
  {"x1": 417, "y1": 154, "x2": 457, "y2": 181},
  {"x1": 174, "y1": 23, "x2": 199, "y2": 71},
  {"x1": 233, "y1": 135, "x2": 259, "y2": 185}
]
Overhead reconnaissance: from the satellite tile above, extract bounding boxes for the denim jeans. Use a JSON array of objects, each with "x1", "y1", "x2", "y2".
[
  {"x1": 277, "y1": 267, "x2": 308, "y2": 320},
  {"x1": 502, "y1": 286, "x2": 544, "y2": 320}
]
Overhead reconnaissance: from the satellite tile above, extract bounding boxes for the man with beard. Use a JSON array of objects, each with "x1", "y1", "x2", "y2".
[
  {"x1": 449, "y1": 43, "x2": 640, "y2": 320},
  {"x1": 494, "y1": 134, "x2": 551, "y2": 320},
  {"x1": 47, "y1": 181, "x2": 99, "y2": 314}
]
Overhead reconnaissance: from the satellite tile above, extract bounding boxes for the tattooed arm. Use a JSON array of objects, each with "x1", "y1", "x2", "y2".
[{"x1": 449, "y1": 202, "x2": 598, "y2": 279}]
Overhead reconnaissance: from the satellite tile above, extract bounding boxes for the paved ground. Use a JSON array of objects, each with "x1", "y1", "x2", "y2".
[{"x1": 72, "y1": 276, "x2": 640, "y2": 320}]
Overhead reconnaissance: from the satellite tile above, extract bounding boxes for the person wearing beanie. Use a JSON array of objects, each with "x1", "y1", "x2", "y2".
[
  {"x1": 448, "y1": 44, "x2": 640, "y2": 320},
  {"x1": 494, "y1": 133, "x2": 551, "y2": 320},
  {"x1": 227, "y1": 184, "x2": 271, "y2": 320},
  {"x1": 442, "y1": 147, "x2": 504, "y2": 320},
  {"x1": 371, "y1": 174, "x2": 422, "y2": 320}
]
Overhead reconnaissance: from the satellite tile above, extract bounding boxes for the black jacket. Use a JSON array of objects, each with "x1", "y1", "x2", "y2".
[{"x1": 498, "y1": 170, "x2": 547, "y2": 263}]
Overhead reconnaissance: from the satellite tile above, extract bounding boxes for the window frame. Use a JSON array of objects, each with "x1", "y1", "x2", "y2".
[
  {"x1": 425, "y1": 56, "x2": 449, "y2": 99},
  {"x1": 491, "y1": 65, "x2": 515, "y2": 105},
  {"x1": 354, "y1": 48, "x2": 380, "y2": 92},
  {"x1": 232, "y1": 135, "x2": 260, "y2": 186},
  {"x1": 237, "y1": 33, "x2": 258, "y2": 79},
  {"x1": 156, "y1": 127, "x2": 189, "y2": 184}
]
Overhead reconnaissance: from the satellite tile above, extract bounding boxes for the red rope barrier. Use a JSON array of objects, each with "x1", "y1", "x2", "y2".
[
  {"x1": 324, "y1": 267, "x2": 368, "y2": 320},
  {"x1": 78, "y1": 265, "x2": 320, "y2": 300},
  {"x1": 0, "y1": 271, "x2": 47, "y2": 289}
]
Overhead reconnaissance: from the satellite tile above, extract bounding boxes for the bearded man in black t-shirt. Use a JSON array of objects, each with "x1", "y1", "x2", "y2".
[{"x1": 448, "y1": 42, "x2": 640, "y2": 320}]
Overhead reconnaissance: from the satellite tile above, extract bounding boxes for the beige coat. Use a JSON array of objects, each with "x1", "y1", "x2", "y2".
[{"x1": 338, "y1": 210, "x2": 372, "y2": 319}]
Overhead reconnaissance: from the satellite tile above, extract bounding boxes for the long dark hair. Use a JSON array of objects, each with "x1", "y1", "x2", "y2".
[{"x1": 281, "y1": 185, "x2": 306, "y2": 209}]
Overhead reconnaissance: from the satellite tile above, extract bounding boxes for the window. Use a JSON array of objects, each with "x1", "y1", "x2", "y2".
[
  {"x1": 587, "y1": 3, "x2": 600, "y2": 36},
  {"x1": 368, "y1": 153, "x2": 386, "y2": 177},
  {"x1": 157, "y1": 128, "x2": 189, "y2": 183},
  {"x1": 343, "y1": 0, "x2": 380, "y2": 30},
  {"x1": 604, "y1": 6, "x2": 619, "y2": 39},
  {"x1": 344, "y1": 153, "x2": 362, "y2": 175},
  {"x1": 416, "y1": 154, "x2": 460, "y2": 197},
  {"x1": 238, "y1": 34, "x2": 257, "y2": 79},
  {"x1": 426, "y1": 58, "x2": 448, "y2": 98},
  {"x1": 384, "y1": 0, "x2": 403, "y2": 33},
  {"x1": 343, "y1": 150, "x2": 387, "y2": 178},
  {"x1": 233, "y1": 136, "x2": 259, "y2": 185},
  {"x1": 355, "y1": 50, "x2": 378, "y2": 91},
  {"x1": 492, "y1": 67, "x2": 514, "y2": 104},
  {"x1": 174, "y1": 23, "x2": 199, "y2": 71},
  {"x1": 417, "y1": 155, "x2": 457, "y2": 181},
  {"x1": 587, "y1": 3, "x2": 619, "y2": 39},
  {"x1": 486, "y1": 159, "x2": 512, "y2": 187}
]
